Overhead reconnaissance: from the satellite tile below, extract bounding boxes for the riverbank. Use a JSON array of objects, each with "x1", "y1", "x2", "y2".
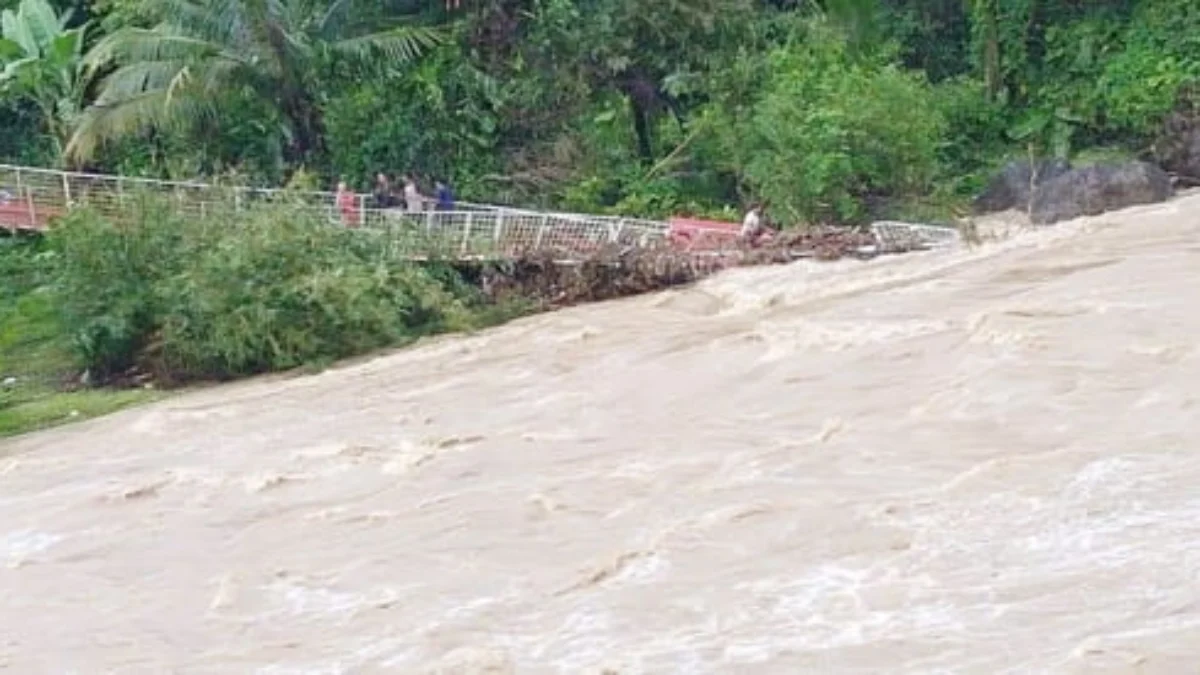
[
  {"x1": 0, "y1": 214, "x2": 902, "y2": 437},
  {"x1": 0, "y1": 237, "x2": 157, "y2": 436}
]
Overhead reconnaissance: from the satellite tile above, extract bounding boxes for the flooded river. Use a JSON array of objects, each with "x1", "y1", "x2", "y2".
[{"x1": 3, "y1": 195, "x2": 1200, "y2": 673}]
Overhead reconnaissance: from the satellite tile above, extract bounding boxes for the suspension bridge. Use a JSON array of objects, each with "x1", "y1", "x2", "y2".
[{"x1": 0, "y1": 163, "x2": 960, "y2": 261}]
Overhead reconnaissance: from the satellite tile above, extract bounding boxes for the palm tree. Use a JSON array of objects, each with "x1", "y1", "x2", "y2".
[{"x1": 66, "y1": 0, "x2": 441, "y2": 165}]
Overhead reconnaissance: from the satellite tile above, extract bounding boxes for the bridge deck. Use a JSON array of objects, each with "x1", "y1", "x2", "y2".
[
  {"x1": 0, "y1": 164, "x2": 961, "y2": 259},
  {"x1": 0, "y1": 164, "x2": 674, "y2": 260}
]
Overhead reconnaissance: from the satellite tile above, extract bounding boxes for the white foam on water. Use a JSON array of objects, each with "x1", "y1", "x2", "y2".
[
  {"x1": 5, "y1": 194, "x2": 1200, "y2": 671},
  {"x1": 1, "y1": 529, "x2": 61, "y2": 566}
]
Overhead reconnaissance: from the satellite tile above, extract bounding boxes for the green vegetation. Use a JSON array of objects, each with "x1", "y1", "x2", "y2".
[
  {"x1": 0, "y1": 0, "x2": 1195, "y2": 218},
  {"x1": 0, "y1": 195, "x2": 512, "y2": 437},
  {"x1": 50, "y1": 196, "x2": 489, "y2": 382},
  {"x1": 1, "y1": 237, "x2": 160, "y2": 437}
]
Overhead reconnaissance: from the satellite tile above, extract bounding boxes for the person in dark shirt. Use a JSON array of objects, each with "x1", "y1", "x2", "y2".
[
  {"x1": 435, "y1": 181, "x2": 454, "y2": 211},
  {"x1": 372, "y1": 173, "x2": 394, "y2": 208}
]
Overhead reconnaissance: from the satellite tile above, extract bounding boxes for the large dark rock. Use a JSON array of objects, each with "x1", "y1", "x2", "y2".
[
  {"x1": 1029, "y1": 161, "x2": 1173, "y2": 225},
  {"x1": 1164, "y1": 129, "x2": 1200, "y2": 181},
  {"x1": 974, "y1": 158, "x2": 1072, "y2": 213},
  {"x1": 1156, "y1": 92, "x2": 1200, "y2": 182}
]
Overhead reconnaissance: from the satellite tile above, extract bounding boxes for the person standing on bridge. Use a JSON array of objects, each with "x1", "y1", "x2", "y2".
[
  {"x1": 373, "y1": 173, "x2": 395, "y2": 209},
  {"x1": 435, "y1": 181, "x2": 454, "y2": 211},
  {"x1": 336, "y1": 180, "x2": 360, "y2": 227},
  {"x1": 403, "y1": 174, "x2": 425, "y2": 214}
]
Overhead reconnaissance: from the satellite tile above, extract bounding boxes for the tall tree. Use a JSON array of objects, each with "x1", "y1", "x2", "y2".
[
  {"x1": 514, "y1": 0, "x2": 753, "y2": 164},
  {"x1": 66, "y1": 0, "x2": 441, "y2": 165}
]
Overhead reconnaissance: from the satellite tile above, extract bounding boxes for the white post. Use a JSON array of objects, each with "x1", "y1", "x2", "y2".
[
  {"x1": 61, "y1": 173, "x2": 71, "y2": 206},
  {"x1": 613, "y1": 218, "x2": 626, "y2": 244},
  {"x1": 460, "y1": 212, "x2": 474, "y2": 256},
  {"x1": 535, "y1": 214, "x2": 549, "y2": 248},
  {"x1": 492, "y1": 212, "x2": 505, "y2": 253},
  {"x1": 25, "y1": 187, "x2": 36, "y2": 229}
]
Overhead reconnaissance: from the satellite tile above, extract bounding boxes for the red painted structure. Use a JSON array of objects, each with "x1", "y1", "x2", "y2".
[
  {"x1": 667, "y1": 216, "x2": 741, "y2": 250},
  {"x1": 0, "y1": 199, "x2": 58, "y2": 232}
]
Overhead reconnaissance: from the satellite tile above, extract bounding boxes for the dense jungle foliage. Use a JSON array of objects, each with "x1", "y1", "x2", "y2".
[{"x1": 0, "y1": 0, "x2": 1197, "y2": 223}]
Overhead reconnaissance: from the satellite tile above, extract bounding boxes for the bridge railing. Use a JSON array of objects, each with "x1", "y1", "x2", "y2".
[
  {"x1": 1, "y1": 163, "x2": 965, "y2": 258},
  {"x1": 0, "y1": 163, "x2": 672, "y2": 257},
  {"x1": 869, "y1": 221, "x2": 961, "y2": 252},
  {"x1": 349, "y1": 207, "x2": 671, "y2": 259}
]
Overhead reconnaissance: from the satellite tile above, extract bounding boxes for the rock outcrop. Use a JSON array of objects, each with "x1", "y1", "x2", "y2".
[
  {"x1": 1029, "y1": 161, "x2": 1173, "y2": 225},
  {"x1": 974, "y1": 159, "x2": 1072, "y2": 213},
  {"x1": 1156, "y1": 86, "x2": 1200, "y2": 183}
]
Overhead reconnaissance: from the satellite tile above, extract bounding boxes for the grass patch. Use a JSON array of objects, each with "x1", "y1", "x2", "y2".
[
  {"x1": 1, "y1": 236, "x2": 159, "y2": 438},
  {"x1": 0, "y1": 387, "x2": 161, "y2": 438}
]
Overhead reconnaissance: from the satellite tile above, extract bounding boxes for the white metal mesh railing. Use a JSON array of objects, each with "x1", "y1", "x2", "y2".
[
  {"x1": 351, "y1": 208, "x2": 672, "y2": 260},
  {"x1": 0, "y1": 163, "x2": 964, "y2": 260},
  {"x1": 869, "y1": 221, "x2": 961, "y2": 252},
  {"x1": 0, "y1": 163, "x2": 673, "y2": 259}
]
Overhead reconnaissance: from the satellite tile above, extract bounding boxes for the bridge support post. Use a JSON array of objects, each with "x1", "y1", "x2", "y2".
[
  {"x1": 460, "y1": 212, "x2": 474, "y2": 256},
  {"x1": 61, "y1": 173, "x2": 71, "y2": 206},
  {"x1": 611, "y1": 218, "x2": 626, "y2": 244},
  {"x1": 492, "y1": 212, "x2": 505, "y2": 253},
  {"x1": 25, "y1": 188, "x2": 36, "y2": 229},
  {"x1": 535, "y1": 214, "x2": 548, "y2": 248}
]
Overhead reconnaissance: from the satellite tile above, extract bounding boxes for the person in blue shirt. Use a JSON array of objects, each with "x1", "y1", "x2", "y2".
[{"x1": 435, "y1": 181, "x2": 454, "y2": 211}]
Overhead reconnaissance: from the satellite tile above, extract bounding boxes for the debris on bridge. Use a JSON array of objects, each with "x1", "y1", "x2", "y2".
[
  {"x1": 477, "y1": 227, "x2": 887, "y2": 309},
  {"x1": 1, "y1": 161, "x2": 964, "y2": 314}
]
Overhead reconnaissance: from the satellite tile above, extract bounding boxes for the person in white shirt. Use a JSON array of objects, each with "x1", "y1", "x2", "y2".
[
  {"x1": 403, "y1": 175, "x2": 424, "y2": 213},
  {"x1": 741, "y1": 202, "x2": 768, "y2": 245}
]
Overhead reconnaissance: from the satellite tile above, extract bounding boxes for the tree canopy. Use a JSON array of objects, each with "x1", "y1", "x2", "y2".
[{"x1": 0, "y1": 0, "x2": 1196, "y2": 222}]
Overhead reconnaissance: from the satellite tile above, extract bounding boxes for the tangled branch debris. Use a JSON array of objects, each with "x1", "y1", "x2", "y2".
[{"x1": 479, "y1": 227, "x2": 878, "y2": 308}]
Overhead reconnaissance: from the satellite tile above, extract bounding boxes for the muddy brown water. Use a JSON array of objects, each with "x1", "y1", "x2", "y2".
[{"x1": 3, "y1": 195, "x2": 1200, "y2": 673}]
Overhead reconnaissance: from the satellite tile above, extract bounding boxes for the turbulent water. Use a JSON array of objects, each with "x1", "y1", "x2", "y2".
[{"x1": 4, "y1": 194, "x2": 1200, "y2": 674}]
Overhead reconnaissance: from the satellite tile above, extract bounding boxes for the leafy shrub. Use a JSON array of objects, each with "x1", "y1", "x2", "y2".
[
  {"x1": 1097, "y1": 0, "x2": 1200, "y2": 138},
  {"x1": 48, "y1": 196, "x2": 478, "y2": 382},
  {"x1": 1011, "y1": 0, "x2": 1200, "y2": 152},
  {"x1": 929, "y1": 76, "x2": 1011, "y2": 194},
  {"x1": 707, "y1": 29, "x2": 945, "y2": 223},
  {"x1": 323, "y1": 43, "x2": 504, "y2": 192},
  {"x1": 51, "y1": 196, "x2": 191, "y2": 376}
]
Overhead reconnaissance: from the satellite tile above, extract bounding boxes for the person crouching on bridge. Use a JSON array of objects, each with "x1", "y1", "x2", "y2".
[
  {"x1": 740, "y1": 201, "x2": 773, "y2": 247},
  {"x1": 336, "y1": 181, "x2": 360, "y2": 228}
]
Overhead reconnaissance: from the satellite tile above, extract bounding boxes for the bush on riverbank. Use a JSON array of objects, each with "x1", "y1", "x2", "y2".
[
  {"x1": 2, "y1": 194, "x2": 883, "y2": 436},
  {"x1": 1, "y1": 237, "x2": 162, "y2": 436},
  {"x1": 47, "y1": 197, "x2": 482, "y2": 384}
]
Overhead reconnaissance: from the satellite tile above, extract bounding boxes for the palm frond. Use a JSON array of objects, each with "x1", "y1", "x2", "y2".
[
  {"x1": 91, "y1": 59, "x2": 190, "y2": 103},
  {"x1": 84, "y1": 27, "x2": 227, "y2": 72},
  {"x1": 66, "y1": 86, "x2": 217, "y2": 162},
  {"x1": 315, "y1": 0, "x2": 353, "y2": 36},
  {"x1": 328, "y1": 24, "x2": 442, "y2": 66},
  {"x1": 155, "y1": 0, "x2": 252, "y2": 50},
  {"x1": 69, "y1": 0, "x2": 444, "y2": 164}
]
